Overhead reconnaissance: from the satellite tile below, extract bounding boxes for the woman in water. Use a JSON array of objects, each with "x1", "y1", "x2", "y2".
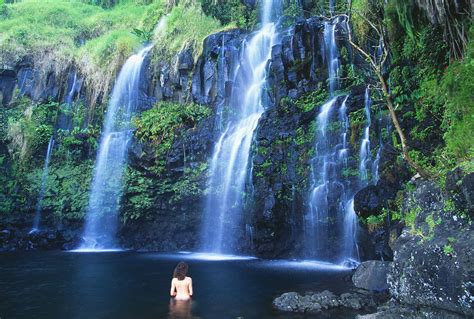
[{"x1": 170, "y1": 261, "x2": 193, "y2": 300}]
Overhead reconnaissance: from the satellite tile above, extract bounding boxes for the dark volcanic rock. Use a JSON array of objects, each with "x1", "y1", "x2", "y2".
[
  {"x1": 388, "y1": 181, "x2": 474, "y2": 317},
  {"x1": 356, "y1": 303, "x2": 469, "y2": 319},
  {"x1": 192, "y1": 29, "x2": 245, "y2": 105},
  {"x1": 354, "y1": 186, "x2": 383, "y2": 218},
  {"x1": 0, "y1": 69, "x2": 16, "y2": 105},
  {"x1": 353, "y1": 261, "x2": 391, "y2": 292},
  {"x1": 273, "y1": 289, "x2": 384, "y2": 313},
  {"x1": 446, "y1": 168, "x2": 474, "y2": 218}
]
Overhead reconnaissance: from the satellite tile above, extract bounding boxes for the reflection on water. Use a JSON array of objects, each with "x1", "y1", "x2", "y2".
[
  {"x1": 169, "y1": 299, "x2": 197, "y2": 319},
  {"x1": 0, "y1": 252, "x2": 358, "y2": 319}
]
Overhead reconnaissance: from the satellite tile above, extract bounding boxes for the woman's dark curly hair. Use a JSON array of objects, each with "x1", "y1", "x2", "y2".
[{"x1": 173, "y1": 261, "x2": 188, "y2": 281}]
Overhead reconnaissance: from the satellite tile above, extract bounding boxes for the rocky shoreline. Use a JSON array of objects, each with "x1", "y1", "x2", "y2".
[{"x1": 273, "y1": 175, "x2": 474, "y2": 318}]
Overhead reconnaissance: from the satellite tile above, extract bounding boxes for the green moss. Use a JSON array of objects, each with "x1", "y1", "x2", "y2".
[
  {"x1": 443, "y1": 244, "x2": 454, "y2": 256},
  {"x1": 425, "y1": 214, "x2": 441, "y2": 240},
  {"x1": 405, "y1": 204, "x2": 421, "y2": 230},
  {"x1": 294, "y1": 87, "x2": 329, "y2": 112}
]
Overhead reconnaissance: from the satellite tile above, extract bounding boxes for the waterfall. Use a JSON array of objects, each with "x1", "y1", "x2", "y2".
[
  {"x1": 324, "y1": 20, "x2": 340, "y2": 95},
  {"x1": 359, "y1": 87, "x2": 372, "y2": 184},
  {"x1": 305, "y1": 16, "x2": 359, "y2": 264},
  {"x1": 306, "y1": 97, "x2": 339, "y2": 258},
  {"x1": 372, "y1": 103, "x2": 383, "y2": 183},
  {"x1": 31, "y1": 136, "x2": 55, "y2": 232},
  {"x1": 306, "y1": 96, "x2": 359, "y2": 262},
  {"x1": 329, "y1": 0, "x2": 335, "y2": 15},
  {"x1": 200, "y1": 0, "x2": 280, "y2": 254},
  {"x1": 79, "y1": 45, "x2": 153, "y2": 250},
  {"x1": 65, "y1": 71, "x2": 79, "y2": 106}
]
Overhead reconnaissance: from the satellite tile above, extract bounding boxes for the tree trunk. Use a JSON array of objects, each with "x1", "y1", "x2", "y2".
[{"x1": 377, "y1": 72, "x2": 433, "y2": 179}]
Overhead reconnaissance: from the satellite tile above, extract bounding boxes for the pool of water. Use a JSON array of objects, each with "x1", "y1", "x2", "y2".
[{"x1": 0, "y1": 251, "x2": 360, "y2": 318}]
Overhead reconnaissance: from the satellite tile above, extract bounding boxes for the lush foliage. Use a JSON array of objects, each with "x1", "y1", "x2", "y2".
[
  {"x1": 200, "y1": 0, "x2": 256, "y2": 29},
  {"x1": 0, "y1": 0, "x2": 166, "y2": 103},
  {"x1": 154, "y1": 2, "x2": 224, "y2": 60},
  {"x1": 133, "y1": 101, "x2": 210, "y2": 172},
  {"x1": 385, "y1": 3, "x2": 473, "y2": 176},
  {"x1": 1, "y1": 95, "x2": 101, "y2": 218}
]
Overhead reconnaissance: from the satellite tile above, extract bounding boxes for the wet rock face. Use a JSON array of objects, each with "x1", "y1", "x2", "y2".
[
  {"x1": 0, "y1": 61, "x2": 89, "y2": 108},
  {"x1": 121, "y1": 116, "x2": 215, "y2": 251},
  {"x1": 354, "y1": 186, "x2": 383, "y2": 218},
  {"x1": 192, "y1": 29, "x2": 245, "y2": 106},
  {"x1": 353, "y1": 261, "x2": 391, "y2": 292},
  {"x1": 0, "y1": 214, "x2": 82, "y2": 252},
  {"x1": 0, "y1": 69, "x2": 16, "y2": 106},
  {"x1": 388, "y1": 181, "x2": 474, "y2": 316}
]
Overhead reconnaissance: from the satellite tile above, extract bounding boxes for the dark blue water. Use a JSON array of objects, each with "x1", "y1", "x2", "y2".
[{"x1": 0, "y1": 252, "x2": 360, "y2": 318}]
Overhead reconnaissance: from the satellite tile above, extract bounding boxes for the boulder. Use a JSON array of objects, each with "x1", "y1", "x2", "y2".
[
  {"x1": 353, "y1": 261, "x2": 391, "y2": 292},
  {"x1": 273, "y1": 289, "x2": 381, "y2": 313},
  {"x1": 388, "y1": 181, "x2": 474, "y2": 317},
  {"x1": 460, "y1": 173, "x2": 474, "y2": 217}
]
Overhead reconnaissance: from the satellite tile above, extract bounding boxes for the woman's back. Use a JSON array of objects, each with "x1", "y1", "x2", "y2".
[{"x1": 171, "y1": 276, "x2": 193, "y2": 300}]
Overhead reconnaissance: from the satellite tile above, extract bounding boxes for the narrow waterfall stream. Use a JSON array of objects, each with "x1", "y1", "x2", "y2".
[
  {"x1": 305, "y1": 16, "x2": 360, "y2": 265},
  {"x1": 359, "y1": 87, "x2": 372, "y2": 184},
  {"x1": 200, "y1": 0, "x2": 281, "y2": 254},
  {"x1": 32, "y1": 70, "x2": 81, "y2": 231},
  {"x1": 31, "y1": 136, "x2": 55, "y2": 231},
  {"x1": 65, "y1": 71, "x2": 79, "y2": 106},
  {"x1": 78, "y1": 45, "x2": 153, "y2": 250}
]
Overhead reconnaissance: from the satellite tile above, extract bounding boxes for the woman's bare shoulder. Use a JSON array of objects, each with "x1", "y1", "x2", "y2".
[{"x1": 185, "y1": 276, "x2": 192, "y2": 281}]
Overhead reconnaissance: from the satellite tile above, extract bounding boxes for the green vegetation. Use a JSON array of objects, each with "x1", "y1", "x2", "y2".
[
  {"x1": 154, "y1": 2, "x2": 225, "y2": 61},
  {"x1": 0, "y1": 97, "x2": 99, "y2": 218},
  {"x1": 133, "y1": 101, "x2": 210, "y2": 173},
  {"x1": 443, "y1": 236, "x2": 456, "y2": 256},
  {"x1": 293, "y1": 87, "x2": 329, "y2": 112},
  {"x1": 0, "y1": 0, "x2": 472, "y2": 229},
  {"x1": 384, "y1": 2, "x2": 473, "y2": 178},
  {"x1": 6, "y1": 99, "x2": 57, "y2": 160},
  {"x1": 0, "y1": 0, "x2": 165, "y2": 104},
  {"x1": 443, "y1": 244, "x2": 454, "y2": 256},
  {"x1": 200, "y1": 0, "x2": 256, "y2": 29}
]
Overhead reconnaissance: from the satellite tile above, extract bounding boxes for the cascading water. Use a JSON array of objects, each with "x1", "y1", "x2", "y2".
[
  {"x1": 200, "y1": 0, "x2": 280, "y2": 254},
  {"x1": 65, "y1": 71, "x2": 79, "y2": 106},
  {"x1": 79, "y1": 45, "x2": 153, "y2": 250},
  {"x1": 305, "y1": 16, "x2": 359, "y2": 264},
  {"x1": 31, "y1": 136, "x2": 55, "y2": 231},
  {"x1": 359, "y1": 87, "x2": 372, "y2": 184},
  {"x1": 324, "y1": 20, "x2": 340, "y2": 95},
  {"x1": 329, "y1": 1, "x2": 336, "y2": 16},
  {"x1": 372, "y1": 107, "x2": 384, "y2": 184},
  {"x1": 306, "y1": 95, "x2": 360, "y2": 262}
]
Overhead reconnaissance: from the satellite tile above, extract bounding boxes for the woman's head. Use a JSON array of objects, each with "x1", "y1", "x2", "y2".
[{"x1": 173, "y1": 261, "x2": 188, "y2": 280}]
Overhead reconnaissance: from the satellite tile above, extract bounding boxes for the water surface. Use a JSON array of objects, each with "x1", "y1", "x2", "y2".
[{"x1": 0, "y1": 252, "x2": 360, "y2": 318}]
